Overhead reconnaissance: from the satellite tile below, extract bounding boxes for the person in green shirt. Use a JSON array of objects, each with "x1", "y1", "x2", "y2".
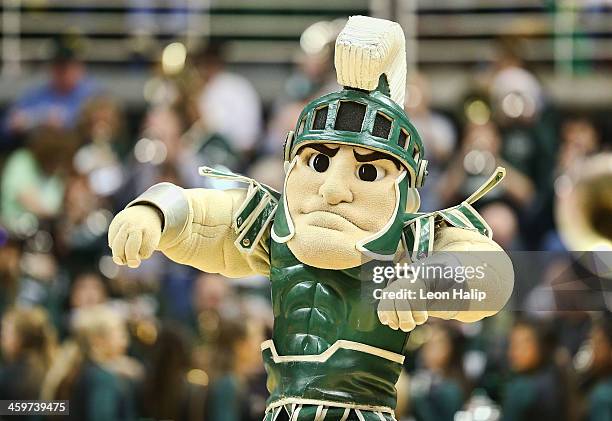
[
  {"x1": 0, "y1": 126, "x2": 78, "y2": 232},
  {"x1": 408, "y1": 322, "x2": 467, "y2": 421},
  {"x1": 502, "y1": 318, "x2": 569, "y2": 421}
]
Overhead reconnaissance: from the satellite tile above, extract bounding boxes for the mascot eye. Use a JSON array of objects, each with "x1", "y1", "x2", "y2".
[
  {"x1": 357, "y1": 164, "x2": 385, "y2": 182},
  {"x1": 308, "y1": 153, "x2": 330, "y2": 173}
]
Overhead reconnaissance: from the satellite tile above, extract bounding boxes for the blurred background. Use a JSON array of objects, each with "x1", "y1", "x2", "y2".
[{"x1": 0, "y1": 0, "x2": 611, "y2": 420}]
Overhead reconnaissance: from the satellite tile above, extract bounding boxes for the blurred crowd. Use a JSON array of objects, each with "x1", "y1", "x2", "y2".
[{"x1": 0, "y1": 31, "x2": 611, "y2": 421}]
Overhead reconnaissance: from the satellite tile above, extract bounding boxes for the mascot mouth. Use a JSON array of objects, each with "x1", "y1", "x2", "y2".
[{"x1": 301, "y1": 210, "x2": 366, "y2": 232}]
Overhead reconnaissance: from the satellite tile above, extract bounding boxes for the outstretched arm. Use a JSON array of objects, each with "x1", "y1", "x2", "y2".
[
  {"x1": 377, "y1": 226, "x2": 514, "y2": 331},
  {"x1": 429, "y1": 226, "x2": 514, "y2": 322},
  {"x1": 108, "y1": 183, "x2": 271, "y2": 278}
]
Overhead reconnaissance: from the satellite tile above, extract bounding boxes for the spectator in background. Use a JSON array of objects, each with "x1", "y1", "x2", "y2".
[
  {"x1": 140, "y1": 324, "x2": 207, "y2": 421},
  {"x1": 188, "y1": 274, "x2": 237, "y2": 382},
  {"x1": 55, "y1": 169, "x2": 113, "y2": 273},
  {"x1": 73, "y1": 96, "x2": 129, "y2": 198},
  {"x1": 256, "y1": 38, "x2": 339, "y2": 189},
  {"x1": 263, "y1": 34, "x2": 338, "y2": 158},
  {"x1": 0, "y1": 307, "x2": 57, "y2": 401},
  {"x1": 502, "y1": 317, "x2": 571, "y2": 421},
  {"x1": 0, "y1": 126, "x2": 79, "y2": 233},
  {"x1": 124, "y1": 106, "x2": 203, "y2": 197},
  {"x1": 4, "y1": 36, "x2": 100, "y2": 139},
  {"x1": 489, "y1": 66, "x2": 557, "y2": 194},
  {"x1": 541, "y1": 116, "x2": 602, "y2": 251},
  {"x1": 53, "y1": 272, "x2": 109, "y2": 338},
  {"x1": 408, "y1": 322, "x2": 468, "y2": 421},
  {"x1": 44, "y1": 305, "x2": 138, "y2": 421},
  {"x1": 479, "y1": 201, "x2": 521, "y2": 250},
  {"x1": 439, "y1": 122, "x2": 535, "y2": 209},
  {"x1": 0, "y1": 239, "x2": 21, "y2": 314},
  {"x1": 485, "y1": 38, "x2": 559, "y2": 248},
  {"x1": 194, "y1": 42, "x2": 262, "y2": 160},
  {"x1": 206, "y1": 312, "x2": 265, "y2": 421},
  {"x1": 69, "y1": 273, "x2": 108, "y2": 310},
  {"x1": 585, "y1": 316, "x2": 612, "y2": 421},
  {"x1": 405, "y1": 73, "x2": 457, "y2": 211}
]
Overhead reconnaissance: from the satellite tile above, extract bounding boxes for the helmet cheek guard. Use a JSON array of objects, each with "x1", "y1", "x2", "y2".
[
  {"x1": 283, "y1": 130, "x2": 294, "y2": 173},
  {"x1": 416, "y1": 159, "x2": 428, "y2": 188}
]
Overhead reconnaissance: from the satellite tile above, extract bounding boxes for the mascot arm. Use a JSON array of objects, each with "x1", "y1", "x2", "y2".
[
  {"x1": 129, "y1": 183, "x2": 271, "y2": 278},
  {"x1": 429, "y1": 226, "x2": 514, "y2": 322}
]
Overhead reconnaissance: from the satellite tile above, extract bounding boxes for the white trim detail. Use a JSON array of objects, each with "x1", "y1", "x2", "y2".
[
  {"x1": 314, "y1": 406, "x2": 324, "y2": 421},
  {"x1": 261, "y1": 339, "x2": 404, "y2": 364},
  {"x1": 271, "y1": 157, "x2": 298, "y2": 243},
  {"x1": 465, "y1": 166, "x2": 506, "y2": 205},
  {"x1": 290, "y1": 405, "x2": 302, "y2": 421},
  {"x1": 266, "y1": 397, "x2": 396, "y2": 416},
  {"x1": 410, "y1": 218, "x2": 422, "y2": 262},
  {"x1": 271, "y1": 407, "x2": 281, "y2": 421},
  {"x1": 355, "y1": 409, "x2": 366, "y2": 421},
  {"x1": 236, "y1": 193, "x2": 271, "y2": 234},
  {"x1": 405, "y1": 188, "x2": 421, "y2": 213},
  {"x1": 427, "y1": 215, "x2": 435, "y2": 253},
  {"x1": 340, "y1": 408, "x2": 350, "y2": 421}
]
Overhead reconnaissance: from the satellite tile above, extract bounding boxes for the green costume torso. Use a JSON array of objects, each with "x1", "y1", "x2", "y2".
[{"x1": 263, "y1": 235, "x2": 408, "y2": 412}]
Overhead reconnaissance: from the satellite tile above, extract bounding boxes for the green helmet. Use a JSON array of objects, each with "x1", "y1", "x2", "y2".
[
  {"x1": 283, "y1": 76, "x2": 428, "y2": 189},
  {"x1": 273, "y1": 15, "x2": 428, "y2": 261}
]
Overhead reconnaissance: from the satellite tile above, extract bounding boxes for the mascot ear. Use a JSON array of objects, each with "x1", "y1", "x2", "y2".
[{"x1": 335, "y1": 15, "x2": 407, "y2": 106}]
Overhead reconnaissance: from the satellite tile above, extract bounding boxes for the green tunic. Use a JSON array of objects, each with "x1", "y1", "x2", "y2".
[{"x1": 263, "y1": 237, "x2": 409, "y2": 415}]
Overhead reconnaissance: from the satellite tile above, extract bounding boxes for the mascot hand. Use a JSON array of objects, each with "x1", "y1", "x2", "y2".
[
  {"x1": 377, "y1": 278, "x2": 429, "y2": 332},
  {"x1": 108, "y1": 205, "x2": 162, "y2": 268}
]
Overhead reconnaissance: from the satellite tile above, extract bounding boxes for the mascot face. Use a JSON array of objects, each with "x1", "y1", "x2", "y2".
[{"x1": 285, "y1": 143, "x2": 402, "y2": 269}]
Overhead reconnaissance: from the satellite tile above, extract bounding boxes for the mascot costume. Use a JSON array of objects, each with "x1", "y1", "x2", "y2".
[{"x1": 109, "y1": 16, "x2": 513, "y2": 421}]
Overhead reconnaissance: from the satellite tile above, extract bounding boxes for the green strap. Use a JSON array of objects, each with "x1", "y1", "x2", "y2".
[
  {"x1": 401, "y1": 167, "x2": 505, "y2": 261},
  {"x1": 235, "y1": 195, "x2": 277, "y2": 254},
  {"x1": 199, "y1": 166, "x2": 279, "y2": 254}
]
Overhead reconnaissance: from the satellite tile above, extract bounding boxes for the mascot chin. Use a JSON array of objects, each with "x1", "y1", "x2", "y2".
[{"x1": 109, "y1": 16, "x2": 514, "y2": 420}]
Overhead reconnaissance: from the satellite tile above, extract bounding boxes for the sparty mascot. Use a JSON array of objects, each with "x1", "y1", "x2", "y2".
[{"x1": 109, "y1": 16, "x2": 514, "y2": 421}]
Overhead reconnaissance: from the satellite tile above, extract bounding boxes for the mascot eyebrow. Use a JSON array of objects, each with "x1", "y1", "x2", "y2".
[
  {"x1": 302, "y1": 144, "x2": 340, "y2": 157},
  {"x1": 354, "y1": 150, "x2": 401, "y2": 169}
]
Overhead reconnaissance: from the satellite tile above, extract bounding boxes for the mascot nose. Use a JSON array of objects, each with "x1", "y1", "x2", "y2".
[{"x1": 319, "y1": 170, "x2": 354, "y2": 205}]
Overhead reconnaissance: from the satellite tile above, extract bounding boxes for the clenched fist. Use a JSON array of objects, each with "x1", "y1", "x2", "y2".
[
  {"x1": 377, "y1": 277, "x2": 429, "y2": 332},
  {"x1": 108, "y1": 205, "x2": 163, "y2": 268}
]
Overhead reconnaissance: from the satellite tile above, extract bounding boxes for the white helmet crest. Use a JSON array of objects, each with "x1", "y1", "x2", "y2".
[{"x1": 334, "y1": 15, "x2": 407, "y2": 107}]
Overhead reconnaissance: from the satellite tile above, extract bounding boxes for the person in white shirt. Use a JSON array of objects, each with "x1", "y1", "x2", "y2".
[{"x1": 194, "y1": 43, "x2": 263, "y2": 157}]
